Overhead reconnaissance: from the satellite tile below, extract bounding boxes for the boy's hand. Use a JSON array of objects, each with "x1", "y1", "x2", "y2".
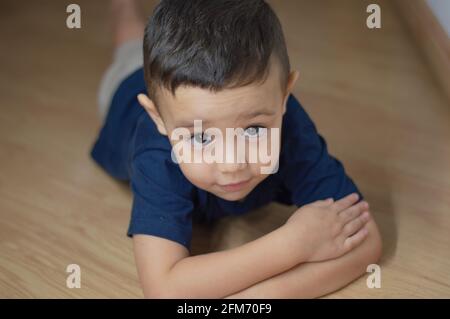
[{"x1": 284, "y1": 193, "x2": 371, "y2": 262}]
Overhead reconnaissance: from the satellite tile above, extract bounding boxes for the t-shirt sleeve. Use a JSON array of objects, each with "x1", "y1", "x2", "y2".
[
  {"x1": 280, "y1": 95, "x2": 364, "y2": 207},
  {"x1": 127, "y1": 144, "x2": 195, "y2": 252}
]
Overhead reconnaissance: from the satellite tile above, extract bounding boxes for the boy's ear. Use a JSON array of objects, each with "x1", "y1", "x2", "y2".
[
  {"x1": 282, "y1": 70, "x2": 300, "y2": 115},
  {"x1": 137, "y1": 93, "x2": 168, "y2": 136}
]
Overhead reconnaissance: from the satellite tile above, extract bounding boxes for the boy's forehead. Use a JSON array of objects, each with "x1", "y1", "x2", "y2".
[
  {"x1": 159, "y1": 64, "x2": 284, "y2": 127},
  {"x1": 164, "y1": 85, "x2": 280, "y2": 128}
]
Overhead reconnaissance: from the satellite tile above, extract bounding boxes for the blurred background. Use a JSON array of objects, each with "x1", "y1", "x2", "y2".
[{"x1": 0, "y1": 0, "x2": 449, "y2": 298}]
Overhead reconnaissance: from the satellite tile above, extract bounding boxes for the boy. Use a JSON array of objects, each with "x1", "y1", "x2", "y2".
[{"x1": 91, "y1": 0, "x2": 382, "y2": 298}]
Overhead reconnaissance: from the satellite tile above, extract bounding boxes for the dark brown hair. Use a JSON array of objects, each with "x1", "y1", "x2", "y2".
[{"x1": 143, "y1": 0, "x2": 290, "y2": 105}]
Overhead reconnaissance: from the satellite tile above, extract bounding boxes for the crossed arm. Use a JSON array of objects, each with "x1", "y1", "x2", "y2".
[
  {"x1": 224, "y1": 218, "x2": 382, "y2": 298},
  {"x1": 134, "y1": 210, "x2": 382, "y2": 298}
]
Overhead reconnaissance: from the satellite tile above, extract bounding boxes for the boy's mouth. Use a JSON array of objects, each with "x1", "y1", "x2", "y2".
[{"x1": 218, "y1": 178, "x2": 252, "y2": 192}]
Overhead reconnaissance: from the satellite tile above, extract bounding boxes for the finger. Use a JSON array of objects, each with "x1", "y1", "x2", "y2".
[
  {"x1": 310, "y1": 197, "x2": 334, "y2": 208},
  {"x1": 332, "y1": 192, "x2": 360, "y2": 213},
  {"x1": 342, "y1": 211, "x2": 371, "y2": 237},
  {"x1": 339, "y1": 201, "x2": 369, "y2": 224},
  {"x1": 343, "y1": 226, "x2": 369, "y2": 252}
]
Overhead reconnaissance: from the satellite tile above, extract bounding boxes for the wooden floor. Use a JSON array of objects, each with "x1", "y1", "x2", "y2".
[{"x1": 0, "y1": 0, "x2": 449, "y2": 298}]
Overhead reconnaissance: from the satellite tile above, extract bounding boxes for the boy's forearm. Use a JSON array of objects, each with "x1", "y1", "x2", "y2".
[
  {"x1": 225, "y1": 219, "x2": 382, "y2": 298},
  {"x1": 157, "y1": 225, "x2": 306, "y2": 298}
]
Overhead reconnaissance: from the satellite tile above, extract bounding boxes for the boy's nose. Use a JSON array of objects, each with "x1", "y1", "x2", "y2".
[
  {"x1": 216, "y1": 132, "x2": 248, "y2": 173},
  {"x1": 216, "y1": 161, "x2": 247, "y2": 174},
  {"x1": 217, "y1": 131, "x2": 248, "y2": 173}
]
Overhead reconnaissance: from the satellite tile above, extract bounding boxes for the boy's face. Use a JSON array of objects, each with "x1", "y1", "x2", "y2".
[{"x1": 139, "y1": 62, "x2": 299, "y2": 201}]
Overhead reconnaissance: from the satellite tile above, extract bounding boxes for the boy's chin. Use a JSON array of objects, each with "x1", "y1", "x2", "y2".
[
  {"x1": 216, "y1": 192, "x2": 247, "y2": 202},
  {"x1": 212, "y1": 186, "x2": 253, "y2": 202}
]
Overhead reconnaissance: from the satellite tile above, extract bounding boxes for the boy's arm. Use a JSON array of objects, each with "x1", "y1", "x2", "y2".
[
  {"x1": 135, "y1": 194, "x2": 371, "y2": 298},
  {"x1": 224, "y1": 217, "x2": 382, "y2": 298},
  {"x1": 134, "y1": 224, "x2": 305, "y2": 299}
]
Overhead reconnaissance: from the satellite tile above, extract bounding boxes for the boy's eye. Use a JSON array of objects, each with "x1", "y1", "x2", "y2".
[
  {"x1": 190, "y1": 126, "x2": 266, "y2": 148},
  {"x1": 191, "y1": 132, "x2": 213, "y2": 147},
  {"x1": 244, "y1": 126, "x2": 266, "y2": 138}
]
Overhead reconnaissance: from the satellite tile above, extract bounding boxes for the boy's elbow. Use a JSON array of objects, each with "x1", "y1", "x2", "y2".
[
  {"x1": 142, "y1": 280, "x2": 193, "y2": 299},
  {"x1": 140, "y1": 272, "x2": 179, "y2": 298},
  {"x1": 142, "y1": 280, "x2": 182, "y2": 299},
  {"x1": 142, "y1": 282, "x2": 166, "y2": 299}
]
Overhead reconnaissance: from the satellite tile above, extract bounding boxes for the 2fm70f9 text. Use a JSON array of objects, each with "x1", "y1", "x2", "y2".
[{"x1": 221, "y1": 303, "x2": 271, "y2": 314}]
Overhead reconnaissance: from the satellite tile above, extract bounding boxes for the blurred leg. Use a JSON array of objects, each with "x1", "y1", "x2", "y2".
[
  {"x1": 97, "y1": 0, "x2": 145, "y2": 121},
  {"x1": 110, "y1": 0, "x2": 145, "y2": 49}
]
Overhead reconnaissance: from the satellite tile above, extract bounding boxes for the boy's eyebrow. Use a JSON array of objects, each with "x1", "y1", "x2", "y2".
[
  {"x1": 174, "y1": 119, "x2": 211, "y2": 129},
  {"x1": 174, "y1": 108, "x2": 276, "y2": 129},
  {"x1": 242, "y1": 108, "x2": 276, "y2": 118}
]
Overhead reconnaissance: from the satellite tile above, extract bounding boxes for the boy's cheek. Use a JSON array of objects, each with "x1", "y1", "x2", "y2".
[{"x1": 178, "y1": 162, "x2": 214, "y2": 188}]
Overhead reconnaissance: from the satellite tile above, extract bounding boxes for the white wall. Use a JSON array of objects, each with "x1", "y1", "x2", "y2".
[{"x1": 426, "y1": 0, "x2": 450, "y2": 37}]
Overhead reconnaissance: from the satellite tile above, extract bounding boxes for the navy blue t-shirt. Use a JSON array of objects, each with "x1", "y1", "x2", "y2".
[{"x1": 90, "y1": 68, "x2": 364, "y2": 252}]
